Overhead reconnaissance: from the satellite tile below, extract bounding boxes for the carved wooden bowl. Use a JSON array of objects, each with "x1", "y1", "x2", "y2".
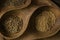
[
  {"x1": 0, "y1": 9, "x2": 30, "y2": 39},
  {"x1": 0, "y1": 0, "x2": 31, "y2": 18},
  {"x1": 0, "y1": 10, "x2": 24, "y2": 39},
  {"x1": 0, "y1": 4, "x2": 40, "y2": 39},
  {"x1": 31, "y1": 5, "x2": 60, "y2": 39}
]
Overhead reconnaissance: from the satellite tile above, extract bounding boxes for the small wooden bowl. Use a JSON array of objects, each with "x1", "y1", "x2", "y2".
[
  {"x1": 0, "y1": 4, "x2": 40, "y2": 39},
  {"x1": 31, "y1": 5, "x2": 60, "y2": 38},
  {"x1": 0, "y1": 0, "x2": 31, "y2": 13}
]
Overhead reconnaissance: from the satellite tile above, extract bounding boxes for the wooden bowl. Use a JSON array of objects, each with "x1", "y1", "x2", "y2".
[
  {"x1": 0, "y1": 0, "x2": 31, "y2": 15},
  {"x1": 0, "y1": 4, "x2": 40, "y2": 39},
  {"x1": 31, "y1": 5, "x2": 60, "y2": 38}
]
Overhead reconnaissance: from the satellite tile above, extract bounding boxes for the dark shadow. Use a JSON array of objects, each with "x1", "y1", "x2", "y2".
[
  {"x1": 0, "y1": 0, "x2": 7, "y2": 10},
  {"x1": 51, "y1": 0, "x2": 60, "y2": 7}
]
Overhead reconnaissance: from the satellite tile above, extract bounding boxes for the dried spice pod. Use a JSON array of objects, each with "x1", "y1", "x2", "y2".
[
  {"x1": 5, "y1": 0, "x2": 31, "y2": 9},
  {"x1": 35, "y1": 10, "x2": 56, "y2": 32}
]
